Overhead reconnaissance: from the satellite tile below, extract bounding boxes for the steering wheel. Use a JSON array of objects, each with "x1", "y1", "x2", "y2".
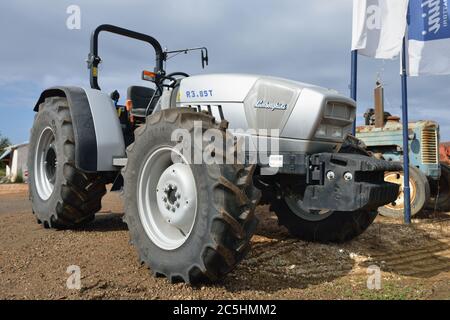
[
  {"x1": 166, "y1": 72, "x2": 190, "y2": 78},
  {"x1": 162, "y1": 72, "x2": 190, "y2": 87}
]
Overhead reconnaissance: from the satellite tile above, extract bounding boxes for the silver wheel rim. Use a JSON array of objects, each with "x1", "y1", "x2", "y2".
[
  {"x1": 34, "y1": 127, "x2": 57, "y2": 201},
  {"x1": 285, "y1": 194, "x2": 333, "y2": 222},
  {"x1": 137, "y1": 146, "x2": 197, "y2": 250},
  {"x1": 383, "y1": 171, "x2": 417, "y2": 211}
]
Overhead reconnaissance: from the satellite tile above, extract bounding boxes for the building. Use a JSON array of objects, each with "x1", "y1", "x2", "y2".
[{"x1": 0, "y1": 142, "x2": 29, "y2": 183}]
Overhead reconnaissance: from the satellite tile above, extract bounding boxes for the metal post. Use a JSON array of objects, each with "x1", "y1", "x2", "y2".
[
  {"x1": 350, "y1": 50, "x2": 358, "y2": 135},
  {"x1": 401, "y1": 37, "x2": 411, "y2": 224},
  {"x1": 374, "y1": 82, "x2": 385, "y2": 128}
]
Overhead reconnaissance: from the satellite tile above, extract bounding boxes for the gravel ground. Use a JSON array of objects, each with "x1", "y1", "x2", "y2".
[{"x1": 0, "y1": 184, "x2": 449, "y2": 300}]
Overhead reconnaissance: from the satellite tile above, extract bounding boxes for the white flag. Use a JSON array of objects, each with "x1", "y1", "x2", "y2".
[
  {"x1": 352, "y1": 0, "x2": 409, "y2": 59},
  {"x1": 407, "y1": 0, "x2": 450, "y2": 76}
]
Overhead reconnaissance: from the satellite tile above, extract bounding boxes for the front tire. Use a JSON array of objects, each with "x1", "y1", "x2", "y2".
[
  {"x1": 378, "y1": 166, "x2": 430, "y2": 218},
  {"x1": 268, "y1": 192, "x2": 377, "y2": 243},
  {"x1": 267, "y1": 146, "x2": 379, "y2": 243},
  {"x1": 28, "y1": 97, "x2": 107, "y2": 228},
  {"x1": 123, "y1": 109, "x2": 260, "y2": 284}
]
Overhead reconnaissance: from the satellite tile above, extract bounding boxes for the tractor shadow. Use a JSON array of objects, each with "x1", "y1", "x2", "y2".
[
  {"x1": 76, "y1": 212, "x2": 128, "y2": 232},
  {"x1": 416, "y1": 209, "x2": 450, "y2": 220},
  {"x1": 221, "y1": 206, "x2": 356, "y2": 293},
  {"x1": 73, "y1": 191, "x2": 128, "y2": 232},
  {"x1": 221, "y1": 206, "x2": 450, "y2": 293}
]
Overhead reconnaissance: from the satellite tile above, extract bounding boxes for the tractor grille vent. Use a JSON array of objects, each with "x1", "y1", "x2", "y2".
[
  {"x1": 421, "y1": 128, "x2": 438, "y2": 164},
  {"x1": 325, "y1": 102, "x2": 354, "y2": 121}
]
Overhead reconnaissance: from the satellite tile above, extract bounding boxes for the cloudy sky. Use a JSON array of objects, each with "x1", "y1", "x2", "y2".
[{"x1": 0, "y1": 0, "x2": 449, "y2": 144}]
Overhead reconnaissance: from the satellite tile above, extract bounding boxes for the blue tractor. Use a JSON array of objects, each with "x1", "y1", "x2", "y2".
[{"x1": 356, "y1": 82, "x2": 444, "y2": 218}]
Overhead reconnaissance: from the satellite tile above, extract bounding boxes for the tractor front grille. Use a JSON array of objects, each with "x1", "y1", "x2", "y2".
[
  {"x1": 314, "y1": 102, "x2": 355, "y2": 140},
  {"x1": 421, "y1": 128, "x2": 438, "y2": 164}
]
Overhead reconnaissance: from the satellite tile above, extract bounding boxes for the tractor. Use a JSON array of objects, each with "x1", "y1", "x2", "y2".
[
  {"x1": 356, "y1": 81, "x2": 450, "y2": 218},
  {"x1": 28, "y1": 25, "x2": 400, "y2": 284}
]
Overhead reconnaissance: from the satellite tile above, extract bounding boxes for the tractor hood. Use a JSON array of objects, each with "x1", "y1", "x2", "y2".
[{"x1": 177, "y1": 74, "x2": 356, "y2": 142}]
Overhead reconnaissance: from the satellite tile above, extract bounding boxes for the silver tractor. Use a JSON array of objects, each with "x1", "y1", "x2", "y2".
[{"x1": 28, "y1": 25, "x2": 400, "y2": 284}]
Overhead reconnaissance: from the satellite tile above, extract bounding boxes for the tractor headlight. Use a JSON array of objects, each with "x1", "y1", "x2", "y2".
[
  {"x1": 329, "y1": 126, "x2": 342, "y2": 138},
  {"x1": 314, "y1": 124, "x2": 344, "y2": 139},
  {"x1": 316, "y1": 124, "x2": 327, "y2": 137}
]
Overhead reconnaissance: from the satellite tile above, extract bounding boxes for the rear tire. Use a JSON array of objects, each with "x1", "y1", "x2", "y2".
[
  {"x1": 378, "y1": 166, "x2": 430, "y2": 218},
  {"x1": 28, "y1": 97, "x2": 107, "y2": 228},
  {"x1": 427, "y1": 164, "x2": 450, "y2": 212},
  {"x1": 123, "y1": 108, "x2": 260, "y2": 284}
]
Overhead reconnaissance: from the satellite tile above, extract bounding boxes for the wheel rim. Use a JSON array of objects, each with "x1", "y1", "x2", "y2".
[
  {"x1": 137, "y1": 146, "x2": 197, "y2": 250},
  {"x1": 285, "y1": 193, "x2": 333, "y2": 222},
  {"x1": 34, "y1": 127, "x2": 57, "y2": 200},
  {"x1": 384, "y1": 171, "x2": 417, "y2": 210}
]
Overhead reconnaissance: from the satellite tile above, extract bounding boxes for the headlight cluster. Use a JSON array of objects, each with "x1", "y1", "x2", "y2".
[
  {"x1": 315, "y1": 124, "x2": 345, "y2": 139},
  {"x1": 315, "y1": 101, "x2": 355, "y2": 140}
]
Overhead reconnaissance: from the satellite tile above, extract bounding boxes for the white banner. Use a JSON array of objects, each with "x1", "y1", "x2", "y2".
[
  {"x1": 407, "y1": 0, "x2": 450, "y2": 76},
  {"x1": 352, "y1": 0, "x2": 409, "y2": 59}
]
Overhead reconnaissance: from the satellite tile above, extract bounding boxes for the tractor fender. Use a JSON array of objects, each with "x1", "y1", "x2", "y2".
[{"x1": 34, "y1": 86, "x2": 125, "y2": 172}]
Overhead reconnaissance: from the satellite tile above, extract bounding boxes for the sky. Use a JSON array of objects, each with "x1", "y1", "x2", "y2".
[{"x1": 0, "y1": 0, "x2": 449, "y2": 144}]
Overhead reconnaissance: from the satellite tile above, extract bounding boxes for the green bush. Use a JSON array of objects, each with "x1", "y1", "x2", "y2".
[{"x1": 15, "y1": 170, "x2": 24, "y2": 183}]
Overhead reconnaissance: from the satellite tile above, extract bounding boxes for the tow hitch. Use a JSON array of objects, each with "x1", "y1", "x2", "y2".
[{"x1": 302, "y1": 153, "x2": 401, "y2": 211}]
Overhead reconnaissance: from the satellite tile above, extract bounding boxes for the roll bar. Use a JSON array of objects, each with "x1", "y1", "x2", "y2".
[{"x1": 87, "y1": 24, "x2": 165, "y2": 90}]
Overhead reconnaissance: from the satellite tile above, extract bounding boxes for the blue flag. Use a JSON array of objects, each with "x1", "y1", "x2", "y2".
[{"x1": 407, "y1": 0, "x2": 450, "y2": 76}]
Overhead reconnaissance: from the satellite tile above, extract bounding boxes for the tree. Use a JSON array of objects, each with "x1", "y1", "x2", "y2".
[
  {"x1": 0, "y1": 132, "x2": 11, "y2": 169},
  {"x1": 0, "y1": 132, "x2": 11, "y2": 152}
]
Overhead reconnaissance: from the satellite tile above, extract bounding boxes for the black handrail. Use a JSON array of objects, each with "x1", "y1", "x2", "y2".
[{"x1": 88, "y1": 24, "x2": 165, "y2": 90}]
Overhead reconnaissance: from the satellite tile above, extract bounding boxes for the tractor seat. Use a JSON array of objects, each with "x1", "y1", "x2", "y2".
[{"x1": 127, "y1": 86, "x2": 157, "y2": 117}]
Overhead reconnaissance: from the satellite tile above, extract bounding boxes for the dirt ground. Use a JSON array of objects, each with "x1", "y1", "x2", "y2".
[{"x1": 0, "y1": 184, "x2": 449, "y2": 300}]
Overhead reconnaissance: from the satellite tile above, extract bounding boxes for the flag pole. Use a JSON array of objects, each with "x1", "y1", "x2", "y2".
[
  {"x1": 351, "y1": 50, "x2": 358, "y2": 135},
  {"x1": 401, "y1": 37, "x2": 411, "y2": 224}
]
